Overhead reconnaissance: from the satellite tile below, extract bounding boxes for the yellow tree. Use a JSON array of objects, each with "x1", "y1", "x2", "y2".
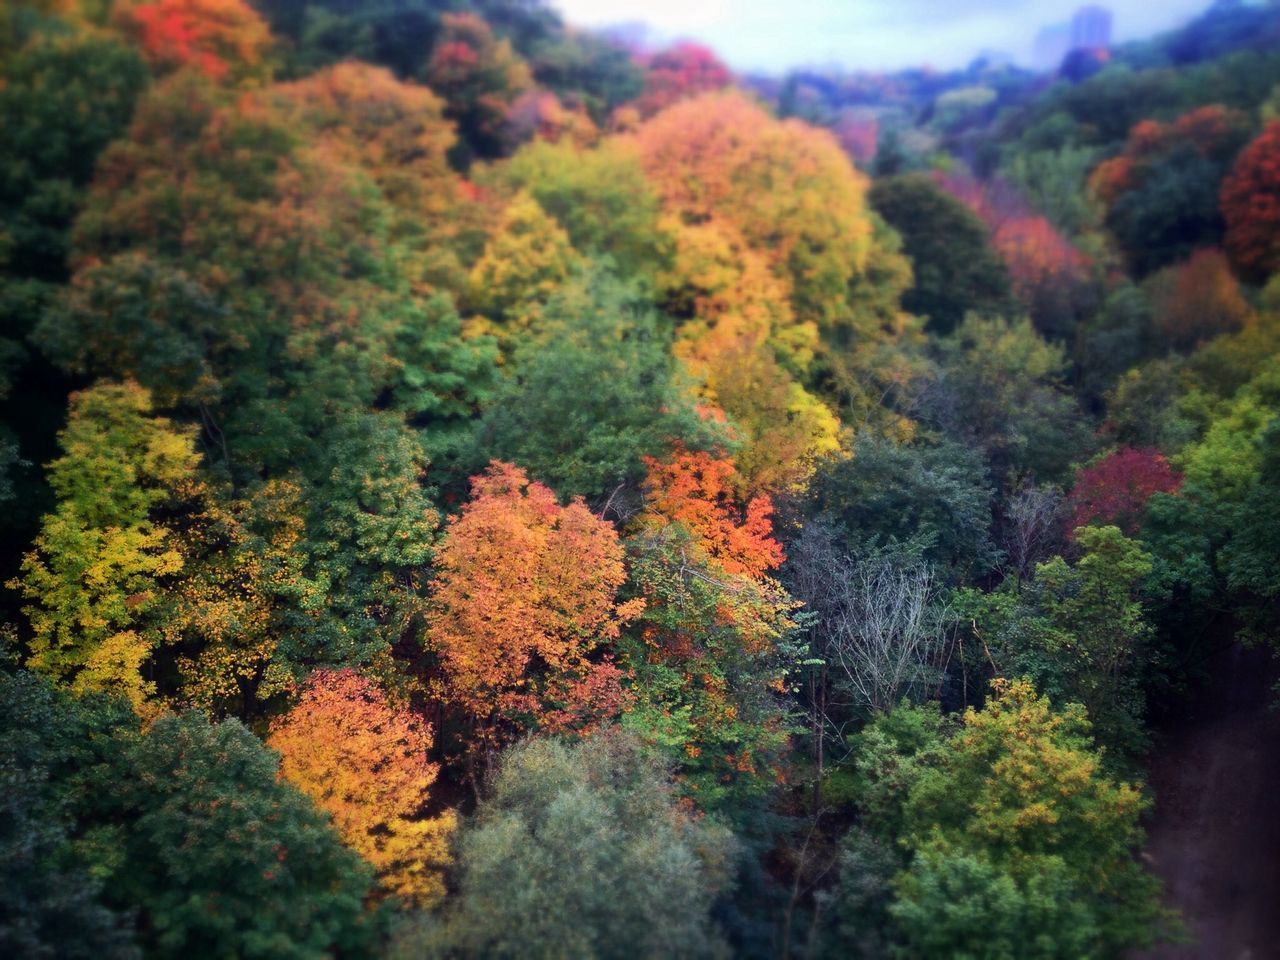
[
  {"x1": 11, "y1": 381, "x2": 201, "y2": 710},
  {"x1": 268, "y1": 668, "x2": 455, "y2": 907},
  {"x1": 466, "y1": 191, "x2": 580, "y2": 342}
]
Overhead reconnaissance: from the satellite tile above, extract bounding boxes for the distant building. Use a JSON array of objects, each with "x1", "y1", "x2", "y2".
[
  {"x1": 1070, "y1": 5, "x2": 1113, "y2": 51},
  {"x1": 1033, "y1": 23, "x2": 1071, "y2": 71},
  {"x1": 1032, "y1": 5, "x2": 1113, "y2": 73}
]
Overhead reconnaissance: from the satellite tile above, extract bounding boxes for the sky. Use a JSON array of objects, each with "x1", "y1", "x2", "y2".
[{"x1": 551, "y1": 0, "x2": 1217, "y2": 73}]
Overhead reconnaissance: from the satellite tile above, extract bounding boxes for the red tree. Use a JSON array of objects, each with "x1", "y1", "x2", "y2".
[
  {"x1": 631, "y1": 43, "x2": 731, "y2": 119},
  {"x1": 1221, "y1": 119, "x2": 1280, "y2": 284},
  {"x1": 1066, "y1": 448, "x2": 1182, "y2": 535}
]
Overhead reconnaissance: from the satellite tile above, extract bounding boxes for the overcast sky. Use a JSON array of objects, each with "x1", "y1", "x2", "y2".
[{"x1": 552, "y1": 0, "x2": 1217, "y2": 72}]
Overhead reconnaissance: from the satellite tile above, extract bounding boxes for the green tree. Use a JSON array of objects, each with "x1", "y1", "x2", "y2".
[
  {"x1": 465, "y1": 269, "x2": 717, "y2": 502},
  {"x1": 929, "y1": 315, "x2": 1094, "y2": 483},
  {"x1": 0, "y1": 670, "x2": 377, "y2": 959},
  {"x1": 887, "y1": 680, "x2": 1166, "y2": 957},
  {"x1": 413, "y1": 732, "x2": 735, "y2": 959},
  {"x1": 869, "y1": 174, "x2": 1012, "y2": 333}
]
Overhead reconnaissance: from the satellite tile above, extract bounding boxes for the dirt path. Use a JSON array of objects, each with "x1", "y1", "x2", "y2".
[{"x1": 1137, "y1": 642, "x2": 1280, "y2": 960}]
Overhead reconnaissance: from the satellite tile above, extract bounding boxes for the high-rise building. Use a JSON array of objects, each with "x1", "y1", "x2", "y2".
[
  {"x1": 1032, "y1": 23, "x2": 1071, "y2": 71},
  {"x1": 1070, "y1": 5, "x2": 1113, "y2": 50}
]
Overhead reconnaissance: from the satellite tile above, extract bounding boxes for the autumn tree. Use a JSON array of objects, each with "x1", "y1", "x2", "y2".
[
  {"x1": 1090, "y1": 105, "x2": 1251, "y2": 275},
  {"x1": 1148, "y1": 248, "x2": 1252, "y2": 350},
  {"x1": 622, "y1": 449, "x2": 801, "y2": 816},
  {"x1": 427, "y1": 461, "x2": 642, "y2": 745},
  {"x1": 492, "y1": 137, "x2": 669, "y2": 279},
  {"x1": 630, "y1": 42, "x2": 732, "y2": 119},
  {"x1": 465, "y1": 191, "x2": 579, "y2": 336},
  {"x1": 1220, "y1": 119, "x2": 1280, "y2": 284},
  {"x1": 12, "y1": 381, "x2": 200, "y2": 710},
  {"x1": 1066, "y1": 448, "x2": 1183, "y2": 534},
  {"x1": 116, "y1": 0, "x2": 273, "y2": 84},
  {"x1": 424, "y1": 12, "x2": 533, "y2": 164},
  {"x1": 268, "y1": 669, "x2": 455, "y2": 907},
  {"x1": 629, "y1": 91, "x2": 875, "y2": 338}
]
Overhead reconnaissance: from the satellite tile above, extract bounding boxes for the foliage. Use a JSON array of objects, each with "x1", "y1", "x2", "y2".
[
  {"x1": 885, "y1": 680, "x2": 1165, "y2": 956},
  {"x1": 0, "y1": 673, "x2": 377, "y2": 959},
  {"x1": 427, "y1": 461, "x2": 641, "y2": 740},
  {"x1": 807, "y1": 436, "x2": 998, "y2": 579},
  {"x1": 630, "y1": 43, "x2": 732, "y2": 119},
  {"x1": 119, "y1": 0, "x2": 272, "y2": 84},
  {"x1": 424, "y1": 11, "x2": 532, "y2": 164},
  {"x1": 1066, "y1": 447, "x2": 1182, "y2": 534},
  {"x1": 414, "y1": 732, "x2": 735, "y2": 959},
  {"x1": 869, "y1": 173, "x2": 1012, "y2": 333},
  {"x1": 929, "y1": 315, "x2": 1094, "y2": 483},
  {"x1": 466, "y1": 269, "x2": 715, "y2": 501},
  {"x1": 1220, "y1": 119, "x2": 1280, "y2": 284},
  {"x1": 268, "y1": 669, "x2": 455, "y2": 907},
  {"x1": 12, "y1": 381, "x2": 200, "y2": 709},
  {"x1": 1147, "y1": 248, "x2": 1252, "y2": 351}
]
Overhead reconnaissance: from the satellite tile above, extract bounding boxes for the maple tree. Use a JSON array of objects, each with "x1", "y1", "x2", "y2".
[
  {"x1": 641, "y1": 449, "x2": 783, "y2": 579},
  {"x1": 427, "y1": 461, "x2": 642, "y2": 741},
  {"x1": 268, "y1": 669, "x2": 454, "y2": 907},
  {"x1": 1067, "y1": 448, "x2": 1183, "y2": 535},
  {"x1": 1220, "y1": 119, "x2": 1280, "y2": 284}
]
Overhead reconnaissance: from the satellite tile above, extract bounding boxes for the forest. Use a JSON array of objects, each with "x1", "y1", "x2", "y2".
[{"x1": 2, "y1": 0, "x2": 1280, "y2": 957}]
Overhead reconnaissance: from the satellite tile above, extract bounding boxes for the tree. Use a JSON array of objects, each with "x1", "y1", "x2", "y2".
[
  {"x1": 465, "y1": 191, "x2": 580, "y2": 336},
  {"x1": 790, "y1": 529, "x2": 948, "y2": 718},
  {"x1": 466, "y1": 269, "x2": 716, "y2": 502},
  {"x1": 806, "y1": 436, "x2": 998, "y2": 579},
  {"x1": 623, "y1": 452, "x2": 801, "y2": 816},
  {"x1": 1220, "y1": 119, "x2": 1280, "y2": 283},
  {"x1": 424, "y1": 12, "x2": 532, "y2": 164},
  {"x1": 1066, "y1": 448, "x2": 1182, "y2": 535},
  {"x1": 869, "y1": 174, "x2": 1012, "y2": 333},
  {"x1": 641, "y1": 448, "x2": 783, "y2": 579},
  {"x1": 890, "y1": 680, "x2": 1166, "y2": 957},
  {"x1": 1016, "y1": 526, "x2": 1157, "y2": 758},
  {"x1": 630, "y1": 91, "x2": 875, "y2": 336},
  {"x1": 0, "y1": 672, "x2": 139, "y2": 960},
  {"x1": 1148, "y1": 248, "x2": 1252, "y2": 350},
  {"x1": 268, "y1": 669, "x2": 455, "y2": 907},
  {"x1": 630, "y1": 42, "x2": 731, "y2": 119},
  {"x1": 118, "y1": 0, "x2": 273, "y2": 84},
  {"x1": 0, "y1": 673, "x2": 379, "y2": 960},
  {"x1": 493, "y1": 137, "x2": 668, "y2": 279},
  {"x1": 12, "y1": 381, "x2": 200, "y2": 709},
  {"x1": 427, "y1": 461, "x2": 642, "y2": 744},
  {"x1": 408, "y1": 732, "x2": 735, "y2": 959},
  {"x1": 928, "y1": 316, "x2": 1094, "y2": 484},
  {"x1": 1090, "y1": 105, "x2": 1251, "y2": 276}
]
